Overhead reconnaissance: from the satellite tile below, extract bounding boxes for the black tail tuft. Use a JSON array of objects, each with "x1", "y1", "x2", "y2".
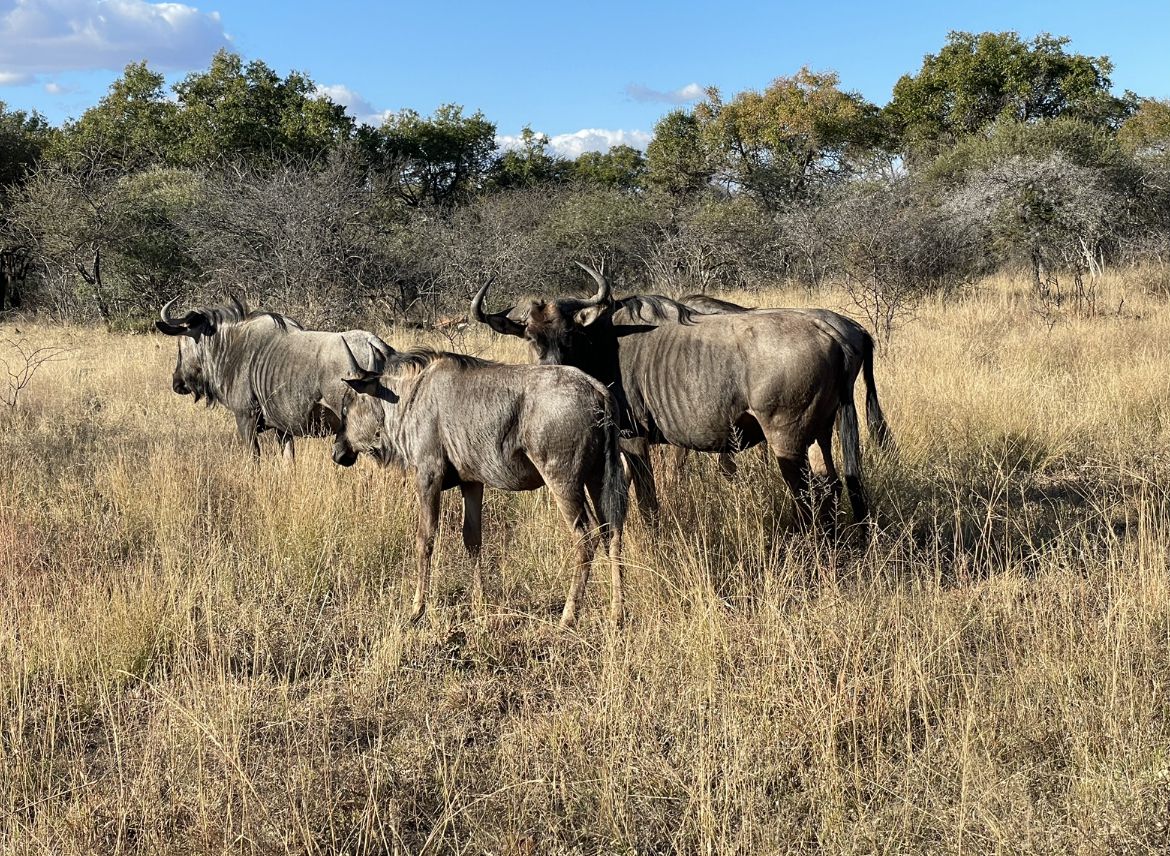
[{"x1": 861, "y1": 331, "x2": 895, "y2": 452}]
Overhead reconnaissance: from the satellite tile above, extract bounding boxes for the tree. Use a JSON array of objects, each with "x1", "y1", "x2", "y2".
[
  {"x1": 180, "y1": 152, "x2": 393, "y2": 326},
  {"x1": 645, "y1": 110, "x2": 713, "y2": 200},
  {"x1": 641, "y1": 195, "x2": 780, "y2": 292},
  {"x1": 944, "y1": 150, "x2": 1123, "y2": 302},
  {"x1": 828, "y1": 179, "x2": 978, "y2": 345},
  {"x1": 572, "y1": 145, "x2": 646, "y2": 191},
  {"x1": 695, "y1": 68, "x2": 880, "y2": 206},
  {"x1": 363, "y1": 104, "x2": 496, "y2": 207},
  {"x1": 1118, "y1": 98, "x2": 1170, "y2": 158},
  {"x1": 50, "y1": 63, "x2": 177, "y2": 171},
  {"x1": 487, "y1": 127, "x2": 570, "y2": 190},
  {"x1": 9, "y1": 155, "x2": 201, "y2": 321},
  {"x1": 538, "y1": 187, "x2": 658, "y2": 279},
  {"x1": 0, "y1": 102, "x2": 51, "y2": 188},
  {"x1": 887, "y1": 32, "x2": 1136, "y2": 157},
  {"x1": 922, "y1": 116, "x2": 1139, "y2": 283},
  {"x1": 170, "y1": 50, "x2": 353, "y2": 166}
]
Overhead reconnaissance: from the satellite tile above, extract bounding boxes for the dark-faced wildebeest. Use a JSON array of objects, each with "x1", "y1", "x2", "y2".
[
  {"x1": 331, "y1": 342, "x2": 627, "y2": 628},
  {"x1": 472, "y1": 264, "x2": 886, "y2": 531},
  {"x1": 156, "y1": 297, "x2": 390, "y2": 462}
]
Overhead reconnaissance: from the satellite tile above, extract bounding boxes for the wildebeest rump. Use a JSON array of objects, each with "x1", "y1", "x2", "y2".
[
  {"x1": 156, "y1": 297, "x2": 390, "y2": 461},
  {"x1": 672, "y1": 293, "x2": 895, "y2": 479},
  {"x1": 332, "y1": 343, "x2": 627, "y2": 628},
  {"x1": 679, "y1": 293, "x2": 893, "y2": 450},
  {"x1": 472, "y1": 264, "x2": 874, "y2": 530}
]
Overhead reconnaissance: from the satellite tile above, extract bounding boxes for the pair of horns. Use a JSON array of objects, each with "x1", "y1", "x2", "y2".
[{"x1": 469, "y1": 261, "x2": 611, "y2": 321}]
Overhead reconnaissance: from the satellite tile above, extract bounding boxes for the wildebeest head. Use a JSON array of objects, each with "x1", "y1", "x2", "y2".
[
  {"x1": 332, "y1": 339, "x2": 398, "y2": 468},
  {"x1": 154, "y1": 296, "x2": 236, "y2": 399},
  {"x1": 470, "y1": 264, "x2": 615, "y2": 371}
]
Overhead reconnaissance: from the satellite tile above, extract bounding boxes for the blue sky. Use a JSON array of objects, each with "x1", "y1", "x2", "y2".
[{"x1": 1, "y1": 0, "x2": 1167, "y2": 156}]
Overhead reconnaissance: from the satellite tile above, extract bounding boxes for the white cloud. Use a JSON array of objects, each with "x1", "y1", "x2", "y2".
[
  {"x1": 313, "y1": 83, "x2": 391, "y2": 127},
  {"x1": 0, "y1": 0, "x2": 231, "y2": 75},
  {"x1": 0, "y1": 71, "x2": 33, "y2": 85},
  {"x1": 548, "y1": 128, "x2": 652, "y2": 158},
  {"x1": 43, "y1": 80, "x2": 65, "y2": 93},
  {"x1": 497, "y1": 128, "x2": 652, "y2": 158},
  {"x1": 625, "y1": 82, "x2": 705, "y2": 104}
]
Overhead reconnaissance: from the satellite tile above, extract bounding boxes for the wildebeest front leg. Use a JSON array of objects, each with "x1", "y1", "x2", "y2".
[
  {"x1": 411, "y1": 472, "x2": 442, "y2": 624},
  {"x1": 460, "y1": 481, "x2": 485, "y2": 613},
  {"x1": 717, "y1": 452, "x2": 738, "y2": 479},
  {"x1": 277, "y1": 431, "x2": 295, "y2": 465},
  {"x1": 235, "y1": 413, "x2": 261, "y2": 459}
]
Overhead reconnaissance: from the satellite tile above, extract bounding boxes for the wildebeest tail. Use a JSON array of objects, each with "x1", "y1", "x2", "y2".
[
  {"x1": 860, "y1": 329, "x2": 895, "y2": 452},
  {"x1": 598, "y1": 396, "x2": 628, "y2": 534}
]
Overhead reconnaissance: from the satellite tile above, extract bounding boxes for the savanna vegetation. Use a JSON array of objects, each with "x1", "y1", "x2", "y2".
[
  {"x1": 0, "y1": 31, "x2": 1168, "y2": 337},
  {"x1": 3, "y1": 28, "x2": 1170, "y2": 855},
  {"x1": 4, "y1": 272, "x2": 1170, "y2": 852}
]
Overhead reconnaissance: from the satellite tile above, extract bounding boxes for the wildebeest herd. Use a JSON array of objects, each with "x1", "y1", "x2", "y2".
[{"x1": 156, "y1": 264, "x2": 893, "y2": 628}]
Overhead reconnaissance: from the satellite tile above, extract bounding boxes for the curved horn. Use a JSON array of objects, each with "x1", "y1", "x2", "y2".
[
  {"x1": 470, "y1": 276, "x2": 496, "y2": 322},
  {"x1": 228, "y1": 294, "x2": 247, "y2": 317},
  {"x1": 574, "y1": 261, "x2": 611, "y2": 306},
  {"x1": 160, "y1": 296, "x2": 181, "y2": 325}
]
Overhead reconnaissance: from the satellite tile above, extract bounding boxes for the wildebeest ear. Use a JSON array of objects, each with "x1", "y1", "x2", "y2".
[
  {"x1": 344, "y1": 376, "x2": 382, "y2": 397},
  {"x1": 573, "y1": 303, "x2": 610, "y2": 327},
  {"x1": 367, "y1": 337, "x2": 393, "y2": 373}
]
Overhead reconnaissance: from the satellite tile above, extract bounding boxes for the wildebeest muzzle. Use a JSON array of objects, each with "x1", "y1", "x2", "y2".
[{"x1": 332, "y1": 438, "x2": 358, "y2": 467}]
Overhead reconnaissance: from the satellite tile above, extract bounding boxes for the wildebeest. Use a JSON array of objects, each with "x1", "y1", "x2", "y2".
[
  {"x1": 331, "y1": 342, "x2": 627, "y2": 628},
  {"x1": 156, "y1": 297, "x2": 390, "y2": 461},
  {"x1": 472, "y1": 264, "x2": 886, "y2": 530}
]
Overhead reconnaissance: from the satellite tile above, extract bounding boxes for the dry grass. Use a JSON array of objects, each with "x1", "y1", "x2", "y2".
[{"x1": 3, "y1": 272, "x2": 1170, "y2": 854}]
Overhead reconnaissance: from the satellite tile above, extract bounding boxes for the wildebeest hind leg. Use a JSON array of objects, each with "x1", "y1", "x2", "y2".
[
  {"x1": 460, "y1": 482, "x2": 485, "y2": 615},
  {"x1": 773, "y1": 450, "x2": 815, "y2": 531},
  {"x1": 552, "y1": 487, "x2": 599, "y2": 629},
  {"x1": 810, "y1": 426, "x2": 842, "y2": 536}
]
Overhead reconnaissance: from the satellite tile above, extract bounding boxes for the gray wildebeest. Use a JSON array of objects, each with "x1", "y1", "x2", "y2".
[
  {"x1": 472, "y1": 264, "x2": 887, "y2": 532},
  {"x1": 156, "y1": 297, "x2": 390, "y2": 461},
  {"x1": 331, "y1": 342, "x2": 627, "y2": 628}
]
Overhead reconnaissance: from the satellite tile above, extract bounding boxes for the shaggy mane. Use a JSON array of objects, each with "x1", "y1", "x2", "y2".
[
  {"x1": 615, "y1": 294, "x2": 701, "y2": 325},
  {"x1": 188, "y1": 300, "x2": 303, "y2": 332},
  {"x1": 389, "y1": 348, "x2": 497, "y2": 378}
]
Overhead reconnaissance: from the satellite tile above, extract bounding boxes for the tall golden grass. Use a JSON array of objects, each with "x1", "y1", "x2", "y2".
[{"x1": 3, "y1": 272, "x2": 1170, "y2": 854}]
